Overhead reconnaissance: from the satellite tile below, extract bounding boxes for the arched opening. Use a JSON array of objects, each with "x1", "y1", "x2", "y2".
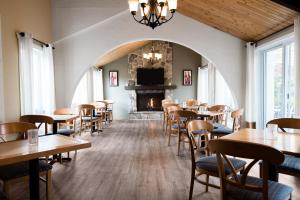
[{"x1": 71, "y1": 40, "x2": 236, "y2": 120}]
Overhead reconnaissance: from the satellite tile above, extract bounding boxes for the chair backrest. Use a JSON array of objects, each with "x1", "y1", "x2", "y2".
[
  {"x1": 174, "y1": 110, "x2": 198, "y2": 122},
  {"x1": 231, "y1": 109, "x2": 244, "y2": 132},
  {"x1": 79, "y1": 104, "x2": 95, "y2": 118},
  {"x1": 208, "y1": 139, "x2": 284, "y2": 200},
  {"x1": 208, "y1": 105, "x2": 227, "y2": 112},
  {"x1": 267, "y1": 118, "x2": 300, "y2": 132},
  {"x1": 187, "y1": 120, "x2": 214, "y2": 155},
  {"x1": 0, "y1": 122, "x2": 37, "y2": 142},
  {"x1": 186, "y1": 99, "x2": 198, "y2": 106},
  {"x1": 20, "y1": 115, "x2": 54, "y2": 134},
  {"x1": 208, "y1": 105, "x2": 230, "y2": 125},
  {"x1": 162, "y1": 99, "x2": 173, "y2": 107},
  {"x1": 53, "y1": 108, "x2": 75, "y2": 115}
]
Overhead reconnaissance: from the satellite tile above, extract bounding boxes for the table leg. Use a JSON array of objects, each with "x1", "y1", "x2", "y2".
[
  {"x1": 53, "y1": 122, "x2": 58, "y2": 134},
  {"x1": 268, "y1": 163, "x2": 279, "y2": 181},
  {"x1": 29, "y1": 158, "x2": 39, "y2": 200}
]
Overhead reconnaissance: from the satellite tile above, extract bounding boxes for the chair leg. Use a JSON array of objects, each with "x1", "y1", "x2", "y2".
[
  {"x1": 3, "y1": 182, "x2": 9, "y2": 199},
  {"x1": 177, "y1": 132, "x2": 181, "y2": 156},
  {"x1": 189, "y1": 170, "x2": 195, "y2": 200},
  {"x1": 205, "y1": 175, "x2": 209, "y2": 192},
  {"x1": 168, "y1": 129, "x2": 172, "y2": 146},
  {"x1": 46, "y1": 170, "x2": 52, "y2": 200}
]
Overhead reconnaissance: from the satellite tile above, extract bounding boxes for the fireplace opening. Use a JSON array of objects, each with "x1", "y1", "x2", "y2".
[{"x1": 136, "y1": 90, "x2": 164, "y2": 111}]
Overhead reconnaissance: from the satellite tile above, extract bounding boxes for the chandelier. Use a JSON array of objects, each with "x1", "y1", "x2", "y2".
[
  {"x1": 143, "y1": 42, "x2": 162, "y2": 64},
  {"x1": 128, "y1": 0, "x2": 177, "y2": 29}
]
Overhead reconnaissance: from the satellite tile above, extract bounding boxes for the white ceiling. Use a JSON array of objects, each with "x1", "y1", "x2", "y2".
[{"x1": 52, "y1": 0, "x2": 128, "y2": 40}]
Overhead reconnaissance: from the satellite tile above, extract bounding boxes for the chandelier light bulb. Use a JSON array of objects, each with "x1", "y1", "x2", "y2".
[
  {"x1": 168, "y1": 0, "x2": 177, "y2": 12},
  {"x1": 128, "y1": 0, "x2": 139, "y2": 14}
]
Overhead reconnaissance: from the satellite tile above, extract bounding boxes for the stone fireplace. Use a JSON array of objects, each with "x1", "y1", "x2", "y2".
[
  {"x1": 136, "y1": 90, "x2": 164, "y2": 111},
  {"x1": 126, "y1": 41, "x2": 176, "y2": 119}
]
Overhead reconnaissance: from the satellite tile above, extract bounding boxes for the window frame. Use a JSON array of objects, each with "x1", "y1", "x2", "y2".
[{"x1": 261, "y1": 38, "x2": 294, "y2": 125}]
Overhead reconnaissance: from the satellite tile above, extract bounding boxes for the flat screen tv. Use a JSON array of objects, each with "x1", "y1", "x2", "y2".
[{"x1": 137, "y1": 68, "x2": 164, "y2": 85}]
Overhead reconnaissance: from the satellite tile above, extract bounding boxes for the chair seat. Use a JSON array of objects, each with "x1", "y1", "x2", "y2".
[
  {"x1": 192, "y1": 130, "x2": 206, "y2": 135},
  {"x1": 171, "y1": 124, "x2": 187, "y2": 132},
  {"x1": 278, "y1": 154, "x2": 300, "y2": 174},
  {"x1": 196, "y1": 156, "x2": 246, "y2": 175},
  {"x1": 57, "y1": 129, "x2": 75, "y2": 136},
  {"x1": 227, "y1": 175, "x2": 293, "y2": 200},
  {"x1": 0, "y1": 160, "x2": 52, "y2": 181},
  {"x1": 81, "y1": 117, "x2": 100, "y2": 121},
  {"x1": 211, "y1": 123, "x2": 233, "y2": 135}
]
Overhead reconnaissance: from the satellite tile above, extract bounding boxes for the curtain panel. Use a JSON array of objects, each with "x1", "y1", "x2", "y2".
[
  {"x1": 17, "y1": 32, "x2": 56, "y2": 115},
  {"x1": 0, "y1": 16, "x2": 4, "y2": 122},
  {"x1": 294, "y1": 16, "x2": 300, "y2": 117},
  {"x1": 245, "y1": 42, "x2": 257, "y2": 124}
]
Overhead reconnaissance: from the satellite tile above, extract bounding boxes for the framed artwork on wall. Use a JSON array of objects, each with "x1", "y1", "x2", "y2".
[
  {"x1": 183, "y1": 70, "x2": 192, "y2": 86},
  {"x1": 109, "y1": 70, "x2": 119, "y2": 87}
]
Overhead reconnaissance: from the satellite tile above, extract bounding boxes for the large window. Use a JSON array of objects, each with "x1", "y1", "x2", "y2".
[
  {"x1": 71, "y1": 68, "x2": 103, "y2": 107},
  {"x1": 263, "y1": 41, "x2": 295, "y2": 124}
]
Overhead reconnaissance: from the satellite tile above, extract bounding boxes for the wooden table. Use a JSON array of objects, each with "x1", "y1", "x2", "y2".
[
  {"x1": 51, "y1": 114, "x2": 79, "y2": 134},
  {"x1": 220, "y1": 128, "x2": 300, "y2": 181},
  {"x1": 0, "y1": 135, "x2": 91, "y2": 200},
  {"x1": 221, "y1": 128, "x2": 300, "y2": 156}
]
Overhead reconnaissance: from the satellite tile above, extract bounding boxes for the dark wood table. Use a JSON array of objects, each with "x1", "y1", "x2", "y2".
[{"x1": 0, "y1": 135, "x2": 91, "y2": 200}]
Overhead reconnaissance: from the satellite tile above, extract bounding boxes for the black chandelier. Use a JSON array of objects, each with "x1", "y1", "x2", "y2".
[{"x1": 128, "y1": 0, "x2": 177, "y2": 29}]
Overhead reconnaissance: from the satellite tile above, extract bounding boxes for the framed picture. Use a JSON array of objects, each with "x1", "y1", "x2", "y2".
[
  {"x1": 183, "y1": 70, "x2": 192, "y2": 86},
  {"x1": 109, "y1": 70, "x2": 119, "y2": 87}
]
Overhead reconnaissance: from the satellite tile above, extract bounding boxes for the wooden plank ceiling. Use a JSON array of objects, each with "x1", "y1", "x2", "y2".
[
  {"x1": 177, "y1": 0, "x2": 299, "y2": 41},
  {"x1": 96, "y1": 40, "x2": 150, "y2": 67}
]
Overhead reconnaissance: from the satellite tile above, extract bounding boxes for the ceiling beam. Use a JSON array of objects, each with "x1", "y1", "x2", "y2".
[{"x1": 271, "y1": 0, "x2": 300, "y2": 13}]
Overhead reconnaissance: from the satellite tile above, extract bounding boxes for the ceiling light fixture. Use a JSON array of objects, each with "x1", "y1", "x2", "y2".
[
  {"x1": 143, "y1": 41, "x2": 162, "y2": 64},
  {"x1": 128, "y1": 0, "x2": 177, "y2": 29}
]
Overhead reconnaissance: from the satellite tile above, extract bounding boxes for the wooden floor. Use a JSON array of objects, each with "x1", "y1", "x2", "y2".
[{"x1": 9, "y1": 120, "x2": 300, "y2": 200}]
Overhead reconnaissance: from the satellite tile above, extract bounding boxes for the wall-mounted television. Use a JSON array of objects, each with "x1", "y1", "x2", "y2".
[{"x1": 137, "y1": 68, "x2": 164, "y2": 85}]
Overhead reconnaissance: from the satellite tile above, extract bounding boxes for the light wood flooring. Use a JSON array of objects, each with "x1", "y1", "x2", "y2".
[{"x1": 9, "y1": 120, "x2": 300, "y2": 200}]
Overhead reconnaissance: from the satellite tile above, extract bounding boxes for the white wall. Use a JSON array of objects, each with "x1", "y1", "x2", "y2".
[
  {"x1": 52, "y1": 0, "x2": 128, "y2": 41},
  {"x1": 0, "y1": 16, "x2": 4, "y2": 122},
  {"x1": 54, "y1": 11, "x2": 246, "y2": 109}
]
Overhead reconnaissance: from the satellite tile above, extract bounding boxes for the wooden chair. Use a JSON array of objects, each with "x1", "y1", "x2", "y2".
[
  {"x1": 173, "y1": 110, "x2": 198, "y2": 156},
  {"x1": 264, "y1": 118, "x2": 300, "y2": 178},
  {"x1": 208, "y1": 139, "x2": 293, "y2": 200},
  {"x1": 163, "y1": 103, "x2": 179, "y2": 134},
  {"x1": 211, "y1": 109, "x2": 244, "y2": 138},
  {"x1": 79, "y1": 104, "x2": 102, "y2": 135},
  {"x1": 186, "y1": 99, "x2": 198, "y2": 106},
  {"x1": 20, "y1": 115, "x2": 54, "y2": 135},
  {"x1": 96, "y1": 101, "x2": 112, "y2": 124},
  {"x1": 53, "y1": 108, "x2": 77, "y2": 137},
  {"x1": 186, "y1": 120, "x2": 246, "y2": 198},
  {"x1": 208, "y1": 105, "x2": 230, "y2": 125},
  {"x1": 0, "y1": 122, "x2": 52, "y2": 200},
  {"x1": 166, "y1": 105, "x2": 182, "y2": 145},
  {"x1": 162, "y1": 99, "x2": 173, "y2": 130}
]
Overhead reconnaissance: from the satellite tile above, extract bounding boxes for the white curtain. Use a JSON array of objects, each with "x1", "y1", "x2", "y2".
[
  {"x1": 17, "y1": 32, "x2": 34, "y2": 115},
  {"x1": 245, "y1": 42, "x2": 257, "y2": 123},
  {"x1": 197, "y1": 66, "x2": 208, "y2": 103},
  {"x1": 294, "y1": 16, "x2": 300, "y2": 117},
  {"x1": 18, "y1": 32, "x2": 56, "y2": 115},
  {"x1": 207, "y1": 62, "x2": 216, "y2": 105},
  {"x1": 0, "y1": 16, "x2": 4, "y2": 122},
  {"x1": 71, "y1": 67, "x2": 103, "y2": 107}
]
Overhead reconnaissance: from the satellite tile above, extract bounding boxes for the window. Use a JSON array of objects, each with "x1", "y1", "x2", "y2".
[
  {"x1": 262, "y1": 41, "x2": 295, "y2": 124},
  {"x1": 197, "y1": 63, "x2": 236, "y2": 108},
  {"x1": 71, "y1": 68, "x2": 103, "y2": 107},
  {"x1": 18, "y1": 32, "x2": 55, "y2": 115}
]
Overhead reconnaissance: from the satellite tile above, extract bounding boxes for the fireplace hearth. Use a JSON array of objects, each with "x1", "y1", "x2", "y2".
[{"x1": 136, "y1": 90, "x2": 164, "y2": 111}]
